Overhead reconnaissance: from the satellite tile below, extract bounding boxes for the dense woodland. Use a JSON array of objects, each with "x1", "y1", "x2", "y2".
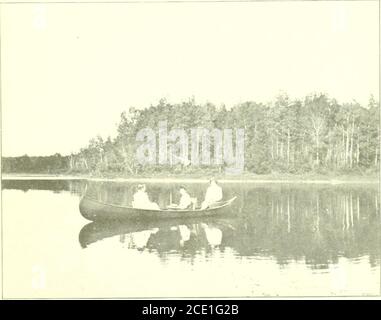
[{"x1": 2, "y1": 93, "x2": 380, "y2": 176}]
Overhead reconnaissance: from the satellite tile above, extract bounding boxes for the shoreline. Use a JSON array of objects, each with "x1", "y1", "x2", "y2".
[{"x1": 1, "y1": 173, "x2": 379, "y2": 184}]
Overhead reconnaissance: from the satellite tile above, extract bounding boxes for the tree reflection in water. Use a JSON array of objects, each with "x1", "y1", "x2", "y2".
[
  {"x1": 78, "y1": 181, "x2": 380, "y2": 269},
  {"x1": 6, "y1": 179, "x2": 376, "y2": 268}
]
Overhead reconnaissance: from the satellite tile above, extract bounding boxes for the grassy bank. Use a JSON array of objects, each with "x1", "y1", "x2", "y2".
[{"x1": 2, "y1": 171, "x2": 379, "y2": 184}]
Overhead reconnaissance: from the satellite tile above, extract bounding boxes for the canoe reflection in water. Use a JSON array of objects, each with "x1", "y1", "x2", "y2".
[
  {"x1": 78, "y1": 183, "x2": 380, "y2": 269},
  {"x1": 79, "y1": 218, "x2": 233, "y2": 252}
]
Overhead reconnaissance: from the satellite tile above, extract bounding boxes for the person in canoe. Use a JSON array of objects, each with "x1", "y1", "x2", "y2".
[
  {"x1": 131, "y1": 184, "x2": 160, "y2": 210},
  {"x1": 201, "y1": 178, "x2": 223, "y2": 209},
  {"x1": 167, "y1": 186, "x2": 195, "y2": 210}
]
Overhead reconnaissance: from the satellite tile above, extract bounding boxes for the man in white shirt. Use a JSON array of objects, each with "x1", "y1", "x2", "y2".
[
  {"x1": 178, "y1": 186, "x2": 193, "y2": 209},
  {"x1": 201, "y1": 178, "x2": 223, "y2": 209},
  {"x1": 168, "y1": 186, "x2": 193, "y2": 210},
  {"x1": 132, "y1": 184, "x2": 160, "y2": 210}
]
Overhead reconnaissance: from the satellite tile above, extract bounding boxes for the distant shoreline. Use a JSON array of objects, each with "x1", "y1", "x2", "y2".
[{"x1": 1, "y1": 173, "x2": 379, "y2": 184}]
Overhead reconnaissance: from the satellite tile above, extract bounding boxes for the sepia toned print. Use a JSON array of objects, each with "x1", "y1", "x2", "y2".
[{"x1": 0, "y1": 1, "x2": 379, "y2": 298}]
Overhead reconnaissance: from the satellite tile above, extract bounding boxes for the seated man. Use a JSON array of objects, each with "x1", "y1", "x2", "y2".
[
  {"x1": 201, "y1": 178, "x2": 223, "y2": 209},
  {"x1": 167, "y1": 186, "x2": 195, "y2": 210},
  {"x1": 132, "y1": 184, "x2": 160, "y2": 210}
]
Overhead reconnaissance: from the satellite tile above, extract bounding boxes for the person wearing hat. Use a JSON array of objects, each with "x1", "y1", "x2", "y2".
[
  {"x1": 131, "y1": 184, "x2": 160, "y2": 210},
  {"x1": 201, "y1": 178, "x2": 223, "y2": 210}
]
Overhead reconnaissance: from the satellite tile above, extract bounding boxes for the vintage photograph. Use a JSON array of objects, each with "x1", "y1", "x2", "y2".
[{"x1": 0, "y1": 0, "x2": 380, "y2": 298}]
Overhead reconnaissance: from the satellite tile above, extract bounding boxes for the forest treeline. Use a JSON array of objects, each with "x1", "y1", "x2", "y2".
[{"x1": 2, "y1": 93, "x2": 380, "y2": 176}]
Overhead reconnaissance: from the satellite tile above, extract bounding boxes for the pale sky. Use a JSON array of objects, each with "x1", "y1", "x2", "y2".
[{"x1": 1, "y1": 1, "x2": 379, "y2": 156}]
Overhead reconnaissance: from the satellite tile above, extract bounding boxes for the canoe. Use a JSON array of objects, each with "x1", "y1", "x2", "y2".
[{"x1": 79, "y1": 196, "x2": 237, "y2": 221}]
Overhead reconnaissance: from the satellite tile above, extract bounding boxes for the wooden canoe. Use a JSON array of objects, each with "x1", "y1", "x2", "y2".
[{"x1": 79, "y1": 196, "x2": 237, "y2": 221}]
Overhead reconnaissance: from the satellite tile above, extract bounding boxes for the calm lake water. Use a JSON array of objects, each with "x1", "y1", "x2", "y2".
[{"x1": 2, "y1": 179, "x2": 380, "y2": 298}]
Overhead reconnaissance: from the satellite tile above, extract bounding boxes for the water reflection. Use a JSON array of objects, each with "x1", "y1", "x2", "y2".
[
  {"x1": 78, "y1": 181, "x2": 380, "y2": 269},
  {"x1": 79, "y1": 218, "x2": 234, "y2": 253},
  {"x1": 3, "y1": 179, "x2": 380, "y2": 269},
  {"x1": 1, "y1": 179, "x2": 84, "y2": 195}
]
